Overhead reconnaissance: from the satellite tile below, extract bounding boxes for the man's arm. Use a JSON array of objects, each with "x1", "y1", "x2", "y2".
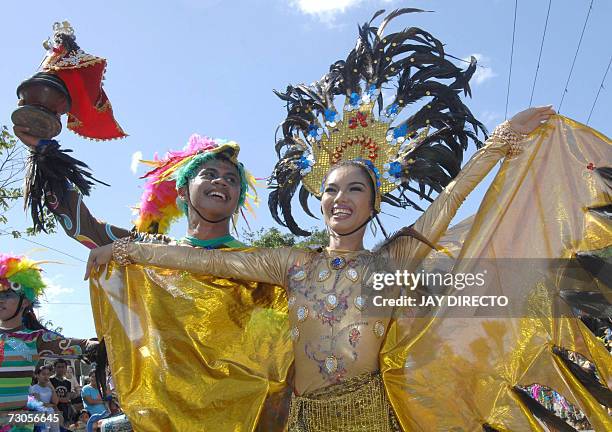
[
  {"x1": 45, "y1": 180, "x2": 130, "y2": 248},
  {"x1": 82, "y1": 388, "x2": 105, "y2": 406},
  {"x1": 15, "y1": 126, "x2": 130, "y2": 248},
  {"x1": 36, "y1": 330, "x2": 98, "y2": 362}
]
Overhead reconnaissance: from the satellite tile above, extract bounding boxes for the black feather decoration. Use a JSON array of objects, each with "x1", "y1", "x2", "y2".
[
  {"x1": 587, "y1": 204, "x2": 612, "y2": 221},
  {"x1": 94, "y1": 339, "x2": 108, "y2": 400},
  {"x1": 559, "y1": 290, "x2": 612, "y2": 318},
  {"x1": 269, "y1": 9, "x2": 487, "y2": 235},
  {"x1": 512, "y1": 386, "x2": 578, "y2": 432},
  {"x1": 373, "y1": 225, "x2": 437, "y2": 253},
  {"x1": 552, "y1": 346, "x2": 612, "y2": 408},
  {"x1": 299, "y1": 185, "x2": 317, "y2": 219},
  {"x1": 595, "y1": 166, "x2": 612, "y2": 185},
  {"x1": 575, "y1": 247, "x2": 612, "y2": 289},
  {"x1": 24, "y1": 141, "x2": 108, "y2": 232}
]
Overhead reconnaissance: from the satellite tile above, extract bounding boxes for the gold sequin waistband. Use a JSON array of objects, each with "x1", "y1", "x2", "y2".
[{"x1": 288, "y1": 371, "x2": 401, "y2": 432}]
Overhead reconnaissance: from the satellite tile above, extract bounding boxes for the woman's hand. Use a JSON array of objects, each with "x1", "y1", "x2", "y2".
[
  {"x1": 84, "y1": 244, "x2": 114, "y2": 280},
  {"x1": 508, "y1": 105, "x2": 556, "y2": 135}
]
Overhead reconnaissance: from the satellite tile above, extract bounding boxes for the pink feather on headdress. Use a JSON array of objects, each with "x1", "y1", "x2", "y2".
[
  {"x1": 0, "y1": 254, "x2": 20, "y2": 279},
  {"x1": 133, "y1": 135, "x2": 218, "y2": 234}
]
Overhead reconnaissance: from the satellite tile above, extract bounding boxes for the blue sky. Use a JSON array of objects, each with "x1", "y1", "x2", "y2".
[{"x1": 1, "y1": 0, "x2": 610, "y2": 338}]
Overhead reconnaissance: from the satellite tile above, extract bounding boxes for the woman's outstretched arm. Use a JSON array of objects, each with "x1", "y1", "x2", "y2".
[{"x1": 86, "y1": 240, "x2": 305, "y2": 288}]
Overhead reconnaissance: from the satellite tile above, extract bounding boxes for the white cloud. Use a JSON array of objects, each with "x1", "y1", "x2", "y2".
[
  {"x1": 465, "y1": 53, "x2": 496, "y2": 86},
  {"x1": 479, "y1": 110, "x2": 503, "y2": 130},
  {"x1": 291, "y1": 0, "x2": 361, "y2": 15},
  {"x1": 289, "y1": 0, "x2": 364, "y2": 24},
  {"x1": 130, "y1": 151, "x2": 143, "y2": 175},
  {"x1": 36, "y1": 275, "x2": 75, "y2": 319}
]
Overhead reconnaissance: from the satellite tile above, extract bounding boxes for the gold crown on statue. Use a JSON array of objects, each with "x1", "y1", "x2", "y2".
[{"x1": 43, "y1": 21, "x2": 75, "y2": 50}]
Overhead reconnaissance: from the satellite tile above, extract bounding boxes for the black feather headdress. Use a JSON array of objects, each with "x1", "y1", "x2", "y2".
[{"x1": 268, "y1": 8, "x2": 487, "y2": 236}]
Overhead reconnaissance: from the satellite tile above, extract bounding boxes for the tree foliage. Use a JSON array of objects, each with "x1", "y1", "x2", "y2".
[
  {"x1": 0, "y1": 126, "x2": 56, "y2": 237},
  {"x1": 242, "y1": 227, "x2": 329, "y2": 249},
  {"x1": 0, "y1": 126, "x2": 23, "y2": 227}
]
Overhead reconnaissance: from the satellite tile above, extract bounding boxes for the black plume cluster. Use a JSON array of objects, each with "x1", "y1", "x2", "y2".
[
  {"x1": 24, "y1": 141, "x2": 108, "y2": 232},
  {"x1": 269, "y1": 8, "x2": 487, "y2": 236}
]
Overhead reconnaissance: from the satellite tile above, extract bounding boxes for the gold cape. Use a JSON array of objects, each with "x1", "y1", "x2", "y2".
[
  {"x1": 90, "y1": 116, "x2": 610, "y2": 431},
  {"x1": 382, "y1": 116, "x2": 611, "y2": 431},
  {"x1": 90, "y1": 268, "x2": 293, "y2": 431}
]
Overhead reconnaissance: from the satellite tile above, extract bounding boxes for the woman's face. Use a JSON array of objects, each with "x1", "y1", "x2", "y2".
[
  {"x1": 37, "y1": 368, "x2": 51, "y2": 385},
  {"x1": 321, "y1": 165, "x2": 374, "y2": 236},
  {"x1": 0, "y1": 289, "x2": 23, "y2": 322}
]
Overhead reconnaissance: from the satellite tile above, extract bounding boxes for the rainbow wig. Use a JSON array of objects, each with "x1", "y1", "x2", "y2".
[
  {"x1": 134, "y1": 134, "x2": 258, "y2": 234},
  {"x1": 0, "y1": 254, "x2": 46, "y2": 303}
]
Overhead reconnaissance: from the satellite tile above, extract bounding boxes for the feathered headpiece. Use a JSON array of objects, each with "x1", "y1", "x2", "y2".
[
  {"x1": 0, "y1": 254, "x2": 46, "y2": 303},
  {"x1": 134, "y1": 134, "x2": 258, "y2": 234},
  {"x1": 269, "y1": 9, "x2": 487, "y2": 236}
]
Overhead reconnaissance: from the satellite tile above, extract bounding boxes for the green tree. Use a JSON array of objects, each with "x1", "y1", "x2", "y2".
[
  {"x1": 0, "y1": 126, "x2": 57, "y2": 237},
  {"x1": 0, "y1": 126, "x2": 24, "y2": 231},
  {"x1": 242, "y1": 227, "x2": 329, "y2": 249}
]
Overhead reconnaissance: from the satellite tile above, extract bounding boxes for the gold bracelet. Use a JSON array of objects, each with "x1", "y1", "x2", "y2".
[
  {"x1": 491, "y1": 121, "x2": 526, "y2": 158},
  {"x1": 112, "y1": 237, "x2": 133, "y2": 266}
]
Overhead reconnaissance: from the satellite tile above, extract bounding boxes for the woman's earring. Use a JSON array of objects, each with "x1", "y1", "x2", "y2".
[{"x1": 369, "y1": 218, "x2": 377, "y2": 237}]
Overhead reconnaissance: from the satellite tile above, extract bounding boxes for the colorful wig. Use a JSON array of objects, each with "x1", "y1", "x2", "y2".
[
  {"x1": 0, "y1": 253, "x2": 46, "y2": 303},
  {"x1": 134, "y1": 134, "x2": 258, "y2": 234}
]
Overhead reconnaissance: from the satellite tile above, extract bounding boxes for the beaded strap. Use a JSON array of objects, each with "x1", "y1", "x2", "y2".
[
  {"x1": 112, "y1": 237, "x2": 133, "y2": 266},
  {"x1": 491, "y1": 121, "x2": 526, "y2": 158}
]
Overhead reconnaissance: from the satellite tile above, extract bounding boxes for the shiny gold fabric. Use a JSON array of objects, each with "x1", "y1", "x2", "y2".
[
  {"x1": 381, "y1": 115, "x2": 611, "y2": 431},
  {"x1": 121, "y1": 126, "x2": 513, "y2": 397},
  {"x1": 288, "y1": 372, "x2": 401, "y2": 432},
  {"x1": 90, "y1": 116, "x2": 609, "y2": 431},
  {"x1": 89, "y1": 266, "x2": 292, "y2": 432}
]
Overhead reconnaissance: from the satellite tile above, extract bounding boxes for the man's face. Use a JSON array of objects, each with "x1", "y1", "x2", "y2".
[
  {"x1": 55, "y1": 362, "x2": 66, "y2": 377},
  {"x1": 178, "y1": 158, "x2": 241, "y2": 221}
]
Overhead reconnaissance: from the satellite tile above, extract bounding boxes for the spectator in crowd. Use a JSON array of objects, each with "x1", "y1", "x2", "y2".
[
  {"x1": 68, "y1": 409, "x2": 90, "y2": 431},
  {"x1": 66, "y1": 366, "x2": 80, "y2": 392},
  {"x1": 81, "y1": 371, "x2": 107, "y2": 417},
  {"x1": 30, "y1": 364, "x2": 60, "y2": 432},
  {"x1": 50, "y1": 359, "x2": 75, "y2": 425},
  {"x1": 66, "y1": 365, "x2": 83, "y2": 413}
]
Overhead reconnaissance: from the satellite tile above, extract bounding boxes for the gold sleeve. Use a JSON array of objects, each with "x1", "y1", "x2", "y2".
[
  {"x1": 386, "y1": 124, "x2": 517, "y2": 266},
  {"x1": 123, "y1": 242, "x2": 301, "y2": 287}
]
